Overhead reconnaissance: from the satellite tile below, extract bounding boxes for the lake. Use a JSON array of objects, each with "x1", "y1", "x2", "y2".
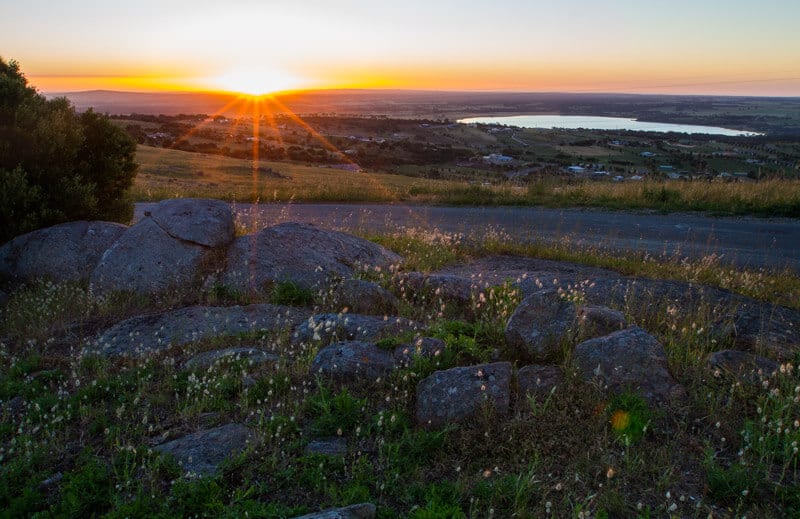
[{"x1": 457, "y1": 115, "x2": 761, "y2": 136}]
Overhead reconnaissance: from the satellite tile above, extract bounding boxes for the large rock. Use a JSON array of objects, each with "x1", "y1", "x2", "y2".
[
  {"x1": 89, "y1": 304, "x2": 307, "y2": 357},
  {"x1": 707, "y1": 349, "x2": 780, "y2": 380},
  {"x1": 293, "y1": 313, "x2": 420, "y2": 346},
  {"x1": 517, "y1": 364, "x2": 564, "y2": 399},
  {"x1": 90, "y1": 218, "x2": 207, "y2": 296},
  {"x1": 393, "y1": 337, "x2": 446, "y2": 367},
  {"x1": 439, "y1": 255, "x2": 800, "y2": 361},
  {"x1": 0, "y1": 221, "x2": 126, "y2": 286},
  {"x1": 221, "y1": 223, "x2": 402, "y2": 295},
  {"x1": 150, "y1": 198, "x2": 234, "y2": 248},
  {"x1": 184, "y1": 347, "x2": 279, "y2": 371},
  {"x1": 416, "y1": 362, "x2": 512, "y2": 428},
  {"x1": 573, "y1": 326, "x2": 684, "y2": 404},
  {"x1": 292, "y1": 503, "x2": 376, "y2": 519},
  {"x1": 505, "y1": 289, "x2": 576, "y2": 361},
  {"x1": 154, "y1": 423, "x2": 253, "y2": 477},
  {"x1": 576, "y1": 305, "x2": 627, "y2": 337},
  {"x1": 310, "y1": 341, "x2": 396, "y2": 381},
  {"x1": 329, "y1": 279, "x2": 399, "y2": 315},
  {"x1": 396, "y1": 272, "x2": 482, "y2": 306}
]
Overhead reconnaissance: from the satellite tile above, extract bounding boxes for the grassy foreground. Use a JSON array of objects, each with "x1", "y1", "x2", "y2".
[
  {"x1": 132, "y1": 145, "x2": 800, "y2": 217},
  {"x1": 2, "y1": 229, "x2": 799, "y2": 518}
]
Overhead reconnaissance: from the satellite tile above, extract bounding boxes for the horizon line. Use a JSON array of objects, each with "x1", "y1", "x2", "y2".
[{"x1": 42, "y1": 87, "x2": 800, "y2": 100}]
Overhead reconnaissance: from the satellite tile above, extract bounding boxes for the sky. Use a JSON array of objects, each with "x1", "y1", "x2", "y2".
[{"x1": 2, "y1": 0, "x2": 799, "y2": 96}]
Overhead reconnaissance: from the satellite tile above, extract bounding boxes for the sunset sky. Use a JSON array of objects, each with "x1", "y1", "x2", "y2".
[{"x1": 2, "y1": 0, "x2": 799, "y2": 96}]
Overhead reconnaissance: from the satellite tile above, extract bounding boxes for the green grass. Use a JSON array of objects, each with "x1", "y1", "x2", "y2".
[{"x1": 2, "y1": 228, "x2": 800, "y2": 517}]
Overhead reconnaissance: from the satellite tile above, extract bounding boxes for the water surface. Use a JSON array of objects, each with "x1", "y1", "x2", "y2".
[{"x1": 458, "y1": 115, "x2": 761, "y2": 136}]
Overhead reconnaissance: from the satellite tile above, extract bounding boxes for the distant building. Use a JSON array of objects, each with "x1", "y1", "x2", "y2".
[
  {"x1": 640, "y1": 151, "x2": 656, "y2": 158},
  {"x1": 567, "y1": 165, "x2": 586, "y2": 173},
  {"x1": 483, "y1": 153, "x2": 514, "y2": 165}
]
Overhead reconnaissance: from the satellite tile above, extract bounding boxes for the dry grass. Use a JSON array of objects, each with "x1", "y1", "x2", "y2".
[{"x1": 131, "y1": 145, "x2": 800, "y2": 216}]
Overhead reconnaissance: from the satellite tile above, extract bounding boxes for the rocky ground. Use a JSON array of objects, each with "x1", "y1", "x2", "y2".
[{"x1": 1, "y1": 198, "x2": 798, "y2": 517}]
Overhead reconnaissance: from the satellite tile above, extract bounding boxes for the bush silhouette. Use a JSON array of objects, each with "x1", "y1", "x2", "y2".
[{"x1": 0, "y1": 57, "x2": 137, "y2": 243}]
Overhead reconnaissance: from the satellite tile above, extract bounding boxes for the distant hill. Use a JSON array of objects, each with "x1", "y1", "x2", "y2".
[{"x1": 45, "y1": 89, "x2": 800, "y2": 135}]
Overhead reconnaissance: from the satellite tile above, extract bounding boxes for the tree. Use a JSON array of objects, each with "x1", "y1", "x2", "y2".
[{"x1": 0, "y1": 57, "x2": 138, "y2": 243}]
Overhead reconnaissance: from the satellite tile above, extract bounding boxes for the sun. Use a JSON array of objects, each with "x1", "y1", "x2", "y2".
[{"x1": 211, "y1": 66, "x2": 303, "y2": 96}]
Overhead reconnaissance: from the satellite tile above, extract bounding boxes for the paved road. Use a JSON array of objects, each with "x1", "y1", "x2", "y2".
[{"x1": 134, "y1": 203, "x2": 800, "y2": 271}]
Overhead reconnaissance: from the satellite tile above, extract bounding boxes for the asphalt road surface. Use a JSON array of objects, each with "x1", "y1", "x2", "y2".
[{"x1": 134, "y1": 203, "x2": 800, "y2": 271}]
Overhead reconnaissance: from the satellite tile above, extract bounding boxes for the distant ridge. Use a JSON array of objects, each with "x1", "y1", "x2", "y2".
[{"x1": 44, "y1": 89, "x2": 800, "y2": 133}]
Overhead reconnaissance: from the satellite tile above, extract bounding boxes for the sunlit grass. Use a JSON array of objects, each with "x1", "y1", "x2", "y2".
[{"x1": 132, "y1": 145, "x2": 800, "y2": 216}]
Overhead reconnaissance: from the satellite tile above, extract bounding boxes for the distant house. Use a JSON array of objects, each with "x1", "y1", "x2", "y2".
[
  {"x1": 567, "y1": 165, "x2": 585, "y2": 173},
  {"x1": 612, "y1": 175, "x2": 625, "y2": 182},
  {"x1": 640, "y1": 151, "x2": 656, "y2": 158},
  {"x1": 666, "y1": 172, "x2": 688, "y2": 180},
  {"x1": 483, "y1": 153, "x2": 514, "y2": 165},
  {"x1": 630, "y1": 175, "x2": 644, "y2": 181},
  {"x1": 659, "y1": 165, "x2": 674, "y2": 171}
]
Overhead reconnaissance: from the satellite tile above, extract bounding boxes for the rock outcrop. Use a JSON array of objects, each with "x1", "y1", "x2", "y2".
[
  {"x1": 505, "y1": 289, "x2": 576, "y2": 361},
  {"x1": 154, "y1": 423, "x2": 253, "y2": 476},
  {"x1": 150, "y1": 198, "x2": 234, "y2": 248},
  {"x1": 0, "y1": 221, "x2": 126, "y2": 286},
  {"x1": 416, "y1": 362, "x2": 512, "y2": 427},
  {"x1": 90, "y1": 304, "x2": 307, "y2": 357},
  {"x1": 293, "y1": 313, "x2": 420, "y2": 346},
  {"x1": 707, "y1": 349, "x2": 780, "y2": 380},
  {"x1": 573, "y1": 326, "x2": 684, "y2": 404},
  {"x1": 221, "y1": 222, "x2": 401, "y2": 295},
  {"x1": 329, "y1": 279, "x2": 399, "y2": 315},
  {"x1": 292, "y1": 503, "x2": 376, "y2": 519},
  {"x1": 184, "y1": 347, "x2": 279, "y2": 371},
  {"x1": 310, "y1": 341, "x2": 396, "y2": 381},
  {"x1": 517, "y1": 364, "x2": 564, "y2": 399},
  {"x1": 90, "y1": 199, "x2": 235, "y2": 296}
]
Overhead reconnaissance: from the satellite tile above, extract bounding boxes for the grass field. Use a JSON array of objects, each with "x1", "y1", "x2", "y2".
[
  {"x1": 133, "y1": 145, "x2": 800, "y2": 217},
  {"x1": 132, "y1": 145, "x2": 454, "y2": 203}
]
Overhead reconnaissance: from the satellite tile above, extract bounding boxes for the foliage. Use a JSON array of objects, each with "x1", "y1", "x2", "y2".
[
  {"x1": 606, "y1": 391, "x2": 652, "y2": 445},
  {"x1": 270, "y1": 280, "x2": 314, "y2": 306},
  {"x1": 0, "y1": 57, "x2": 137, "y2": 242}
]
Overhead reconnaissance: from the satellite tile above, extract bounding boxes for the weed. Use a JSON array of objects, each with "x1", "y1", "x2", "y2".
[{"x1": 270, "y1": 280, "x2": 315, "y2": 306}]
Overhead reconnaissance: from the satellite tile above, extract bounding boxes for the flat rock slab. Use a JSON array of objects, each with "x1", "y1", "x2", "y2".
[
  {"x1": 416, "y1": 362, "x2": 512, "y2": 428},
  {"x1": 707, "y1": 349, "x2": 780, "y2": 379},
  {"x1": 310, "y1": 341, "x2": 395, "y2": 381},
  {"x1": 89, "y1": 304, "x2": 307, "y2": 357},
  {"x1": 150, "y1": 198, "x2": 234, "y2": 248},
  {"x1": 433, "y1": 256, "x2": 618, "y2": 297},
  {"x1": 90, "y1": 218, "x2": 207, "y2": 296},
  {"x1": 292, "y1": 503, "x2": 376, "y2": 519},
  {"x1": 221, "y1": 222, "x2": 402, "y2": 294},
  {"x1": 293, "y1": 313, "x2": 421, "y2": 346},
  {"x1": 517, "y1": 364, "x2": 564, "y2": 399},
  {"x1": 154, "y1": 423, "x2": 253, "y2": 477},
  {"x1": 330, "y1": 279, "x2": 399, "y2": 315},
  {"x1": 184, "y1": 347, "x2": 279, "y2": 371},
  {"x1": 0, "y1": 221, "x2": 126, "y2": 286},
  {"x1": 573, "y1": 326, "x2": 684, "y2": 404},
  {"x1": 397, "y1": 272, "x2": 485, "y2": 306},
  {"x1": 442, "y1": 256, "x2": 800, "y2": 361}
]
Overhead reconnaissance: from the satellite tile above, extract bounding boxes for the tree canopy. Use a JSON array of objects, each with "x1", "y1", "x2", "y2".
[{"x1": 0, "y1": 58, "x2": 138, "y2": 243}]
